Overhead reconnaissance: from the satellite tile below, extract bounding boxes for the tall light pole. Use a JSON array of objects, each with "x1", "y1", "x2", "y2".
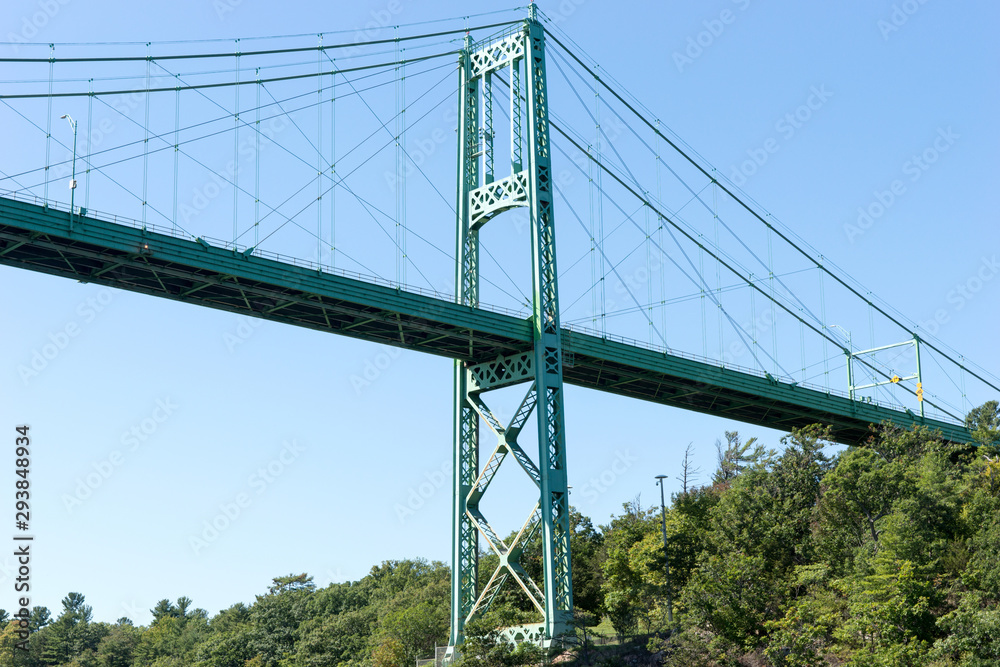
[
  {"x1": 654, "y1": 475, "x2": 674, "y2": 626},
  {"x1": 60, "y1": 114, "x2": 78, "y2": 231}
]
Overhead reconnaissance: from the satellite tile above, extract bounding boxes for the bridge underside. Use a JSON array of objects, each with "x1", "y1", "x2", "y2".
[{"x1": 0, "y1": 196, "x2": 970, "y2": 445}]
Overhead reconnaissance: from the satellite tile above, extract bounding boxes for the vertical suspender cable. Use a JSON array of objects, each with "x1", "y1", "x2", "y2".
[
  {"x1": 645, "y1": 197, "x2": 652, "y2": 345},
  {"x1": 868, "y1": 299, "x2": 876, "y2": 394},
  {"x1": 714, "y1": 178, "x2": 723, "y2": 362},
  {"x1": 588, "y1": 144, "x2": 597, "y2": 331},
  {"x1": 750, "y1": 272, "x2": 757, "y2": 367},
  {"x1": 234, "y1": 41, "x2": 241, "y2": 246},
  {"x1": 960, "y1": 355, "x2": 967, "y2": 410},
  {"x1": 317, "y1": 34, "x2": 323, "y2": 262},
  {"x1": 595, "y1": 65, "x2": 605, "y2": 335},
  {"x1": 819, "y1": 260, "x2": 829, "y2": 389},
  {"x1": 143, "y1": 43, "x2": 150, "y2": 231},
  {"x1": 800, "y1": 316, "x2": 806, "y2": 383},
  {"x1": 331, "y1": 58, "x2": 336, "y2": 268},
  {"x1": 44, "y1": 44, "x2": 53, "y2": 203},
  {"x1": 656, "y1": 120, "x2": 666, "y2": 343},
  {"x1": 172, "y1": 74, "x2": 180, "y2": 234},
  {"x1": 86, "y1": 79, "x2": 93, "y2": 212},
  {"x1": 768, "y1": 227, "x2": 777, "y2": 373},
  {"x1": 868, "y1": 298, "x2": 876, "y2": 350},
  {"x1": 699, "y1": 239, "x2": 707, "y2": 358},
  {"x1": 401, "y1": 48, "x2": 406, "y2": 285},
  {"x1": 395, "y1": 28, "x2": 401, "y2": 284},
  {"x1": 254, "y1": 68, "x2": 260, "y2": 248}
]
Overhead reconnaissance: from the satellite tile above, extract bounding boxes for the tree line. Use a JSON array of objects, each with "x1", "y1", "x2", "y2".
[{"x1": 2, "y1": 401, "x2": 998, "y2": 666}]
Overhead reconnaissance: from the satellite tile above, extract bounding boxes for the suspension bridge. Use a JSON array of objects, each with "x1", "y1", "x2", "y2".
[{"x1": 1, "y1": 5, "x2": 995, "y2": 651}]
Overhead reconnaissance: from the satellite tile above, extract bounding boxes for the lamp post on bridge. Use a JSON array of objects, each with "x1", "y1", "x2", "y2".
[
  {"x1": 60, "y1": 114, "x2": 78, "y2": 232},
  {"x1": 654, "y1": 474, "x2": 674, "y2": 627}
]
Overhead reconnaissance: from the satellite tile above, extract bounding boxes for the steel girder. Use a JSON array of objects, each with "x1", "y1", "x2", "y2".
[{"x1": 0, "y1": 196, "x2": 972, "y2": 447}]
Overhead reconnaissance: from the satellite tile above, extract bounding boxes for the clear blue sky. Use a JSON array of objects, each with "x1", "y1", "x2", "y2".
[{"x1": 1, "y1": 0, "x2": 997, "y2": 626}]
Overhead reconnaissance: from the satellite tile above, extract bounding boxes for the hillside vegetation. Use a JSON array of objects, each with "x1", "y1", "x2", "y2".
[{"x1": 3, "y1": 402, "x2": 999, "y2": 666}]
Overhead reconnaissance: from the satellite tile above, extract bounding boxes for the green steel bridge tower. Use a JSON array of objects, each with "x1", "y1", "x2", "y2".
[{"x1": 451, "y1": 8, "x2": 573, "y2": 648}]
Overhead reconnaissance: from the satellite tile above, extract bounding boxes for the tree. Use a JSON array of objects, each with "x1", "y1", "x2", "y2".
[
  {"x1": 963, "y1": 460, "x2": 1000, "y2": 600},
  {"x1": 966, "y1": 400, "x2": 1000, "y2": 451},
  {"x1": 376, "y1": 601, "x2": 448, "y2": 666},
  {"x1": 929, "y1": 592, "x2": 1000, "y2": 664},
  {"x1": 566, "y1": 509, "x2": 605, "y2": 616},
  {"x1": 600, "y1": 500, "x2": 660, "y2": 640},
  {"x1": 208, "y1": 603, "x2": 250, "y2": 633},
  {"x1": 175, "y1": 596, "x2": 192, "y2": 619},
  {"x1": 676, "y1": 442, "x2": 701, "y2": 495},
  {"x1": 568, "y1": 610, "x2": 598, "y2": 664},
  {"x1": 668, "y1": 484, "x2": 719, "y2": 594},
  {"x1": 30, "y1": 606, "x2": 52, "y2": 632},
  {"x1": 192, "y1": 625, "x2": 259, "y2": 667},
  {"x1": 372, "y1": 637, "x2": 407, "y2": 667},
  {"x1": 150, "y1": 599, "x2": 177, "y2": 623},
  {"x1": 682, "y1": 552, "x2": 782, "y2": 652},
  {"x1": 834, "y1": 558, "x2": 934, "y2": 664},
  {"x1": 95, "y1": 622, "x2": 140, "y2": 667},
  {"x1": 284, "y1": 607, "x2": 375, "y2": 666},
  {"x1": 763, "y1": 566, "x2": 843, "y2": 667},
  {"x1": 249, "y1": 578, "x2": 315, "y2": 664},
  {"x1": 133, "y1": 612, "x2": 207, "y2": 666},
  {"x1": 713, "y1": 431, "x2": 769, "y2": 484},
  {"x1": 814, "y1": 447, "x2": 904, "y2": 570},
  {"x1": 41, "y1": 592, "x2": 99, "y2": 665},
  {"x1": 61, "y1": 593, "x2": 92, "y2": 625},
  {"x1": 710, "y1": 426, "x2": 831, "y2": 572},
  {"x1": 0, "y1": 621, "x2": 27, "y2": 667},
  {"x1": 452, "y1": 610, "x2": 543, "y2": 667},
  {"x1": 268, "y1": 573, "x2": 316, "y2": 595}
]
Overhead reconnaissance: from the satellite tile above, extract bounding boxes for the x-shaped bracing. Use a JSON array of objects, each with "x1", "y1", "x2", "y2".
[{"x1": 465, "y1": 375, "x2": 547, "y2": 620}]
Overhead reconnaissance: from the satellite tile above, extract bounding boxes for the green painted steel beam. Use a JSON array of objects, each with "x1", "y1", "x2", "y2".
[{"x1": 0, "y1": 194, "x2": 972, "y2": 447}]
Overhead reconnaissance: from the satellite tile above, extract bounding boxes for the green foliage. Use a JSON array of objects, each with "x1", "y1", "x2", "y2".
[
  {"x1": 95, "y1": 623, "x2": 141, "y2": 667},
  {"x1": 452, "y1": 611, "x2": 544, "y2": 667},
  {"x1": 613, "y1": 420, "x2": 1000, "y2": 666},
  {"x1": 763, "y1": 569, "x2": 843, "y2": 667},
  {"x1": 835, "y1": 558, "x2": 934, "y2": 663},
  {"x1": 965, "y1": 400, "x2": 1000, "y2": 451},
  {"x1": 267, "y1": 575, "x2": 315, "y2": 596},
  {"x1": 599, "y1": 500, "x2": 660, "y2": 639},
  {"x1": 813, "y1": 446, "x2": 905, "y2": 569},
  {"x1": 15, "y1": 413, "x2": 1000, "y2": 667},
  {"x1": 928, "y1": 592, "x2": 1000, "y2": 664},
  {"x1": 283, "y1": 607, "x2": 375, "y2": 666},
  {"x1": 712, "y1": 431, "x2": 770, "y2": 484},
  {"x1": 683, "y1": 551, "x2": 781, "y2": 650}
]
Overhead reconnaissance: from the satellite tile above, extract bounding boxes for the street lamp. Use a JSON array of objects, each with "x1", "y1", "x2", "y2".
[
  {"x1": 654, "y1": 474, "x2": 674, "y2": 626},
  {"x1": 60, "y1": 114, "x2": 78, "y2": 231}
]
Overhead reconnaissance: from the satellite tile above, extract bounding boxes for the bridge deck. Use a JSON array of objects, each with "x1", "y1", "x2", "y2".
[{"x1": 0, "y1": 195, "x2": 970, "y2": 446}]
